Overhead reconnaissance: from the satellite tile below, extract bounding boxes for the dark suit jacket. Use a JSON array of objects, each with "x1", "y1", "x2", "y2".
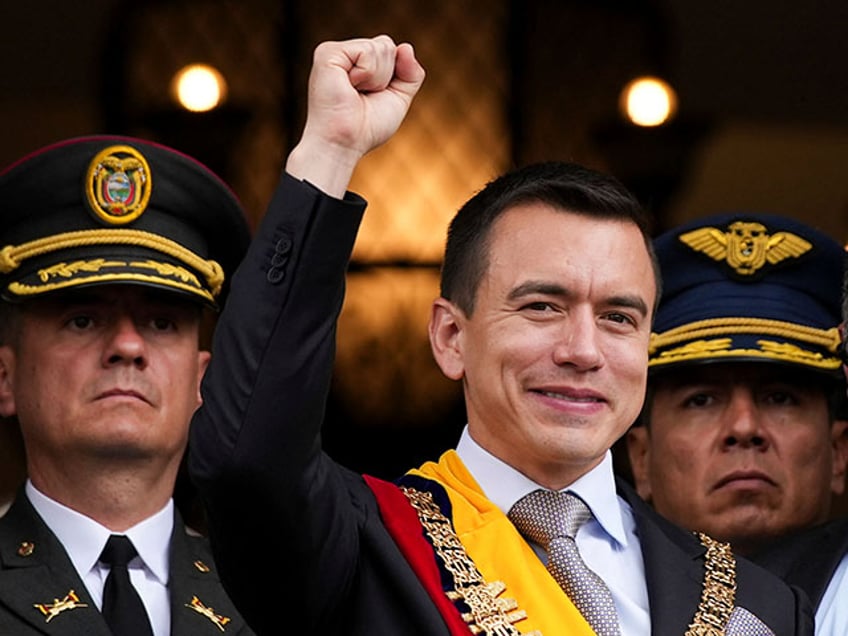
[
  {"x1": 0, "y1": 493, "x2": 254, "y2": 635},
  {"x1": 189, "y1": 174, "x2": 812, "y2": 635},
  {"x1": 617, "y1": 481, "x2": 812, "y2": 634},
  {"x1": 752, "y1": 517, "x2": 848, "y2": 612}
]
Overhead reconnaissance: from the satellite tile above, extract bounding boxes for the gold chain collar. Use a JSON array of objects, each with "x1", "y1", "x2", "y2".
[
  {"x1": 685, "y1": 533, "x2": 736, "y2": 636},
  {"x1": 401, "y1": 486, "x2": 540, "y2": 636},
  {"x1": 403, "y1": 487, "x2": 738, "y2": 636}
]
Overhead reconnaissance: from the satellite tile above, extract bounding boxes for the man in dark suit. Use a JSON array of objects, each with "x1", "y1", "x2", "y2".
[
  {"x1": 0, "y1": 137, "x2": 255, "y2": 635},
  {"x1": 190, "y1": 35, "x2": 811, "y2": 635}
]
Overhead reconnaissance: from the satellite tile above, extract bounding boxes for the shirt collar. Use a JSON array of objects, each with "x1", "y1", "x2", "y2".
[
  {"x1": 456, "y1": 426, "x2": 629, "y2": 547},
  {"x1": 26, "y1": 480, "x2": 174, "y2": 585}
]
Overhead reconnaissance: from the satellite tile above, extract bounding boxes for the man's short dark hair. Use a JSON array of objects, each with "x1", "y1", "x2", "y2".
[{"x1": 439, "y1": 161, "x2": 660, "y2": 315}]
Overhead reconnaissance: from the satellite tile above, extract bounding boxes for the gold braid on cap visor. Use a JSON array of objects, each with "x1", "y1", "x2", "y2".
[
  {"x1": 0, "y1": 228, "x2": 224, "y2": 301},
  {"x1": 649, "y1": 316, "x2": 843, "y2": 370}
]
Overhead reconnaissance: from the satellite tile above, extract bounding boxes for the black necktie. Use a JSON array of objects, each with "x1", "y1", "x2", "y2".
[{"x1": 99, "y1": 535, "x2": 154, "y2": 636}]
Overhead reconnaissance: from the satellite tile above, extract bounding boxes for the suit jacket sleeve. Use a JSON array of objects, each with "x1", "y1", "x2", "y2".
[{"x1": 188, "y1": 173, "x2": 367, "y2": 633}]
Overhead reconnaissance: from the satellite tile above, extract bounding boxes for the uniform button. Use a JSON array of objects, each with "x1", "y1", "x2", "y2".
[{"x1": 271, "y1": 251, "x2": 288, "y2": 267}]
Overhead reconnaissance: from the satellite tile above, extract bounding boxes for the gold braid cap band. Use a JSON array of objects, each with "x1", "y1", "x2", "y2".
[
  {"x1": 649, "y1": 317, "x2": 842, "y2": 370},
  {"x1": 0, "y1": 228, "x2": 224, "y2": 299}
]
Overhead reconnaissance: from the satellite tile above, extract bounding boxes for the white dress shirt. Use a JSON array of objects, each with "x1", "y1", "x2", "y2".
[
  {"x1": 456, "y1": 426, "x2": 650, "y2": 636},
  {"x1": 26, "y1": 480, "x2": 173, "y2": 636},
  {"x1": 815, "y1": 550, "x2": 848, "y2": 636}
]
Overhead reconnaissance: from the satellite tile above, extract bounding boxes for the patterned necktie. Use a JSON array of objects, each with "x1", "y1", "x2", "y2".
[
  {"x1": 99, "y1": 535, "x2": 154, "y2": 636},
  {"x1": 509, "y1": 489, "x2": 622, "y2": 636}
]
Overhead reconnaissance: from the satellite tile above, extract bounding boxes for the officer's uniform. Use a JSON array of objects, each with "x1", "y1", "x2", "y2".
[
  {"x1": 644, "y1": 213, "x2": 848, "y2": 631},
  {"x1": 0, "y1": 137, "x2": 255, "y2": 635}
]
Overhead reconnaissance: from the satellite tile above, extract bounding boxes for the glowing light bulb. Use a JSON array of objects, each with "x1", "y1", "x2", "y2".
[
  {"x1": 620, "y1": 76, "x2": 677, "y2": 127},
  {"x1": 171, "y1": 64, "x2": 227, "y2": 113}
]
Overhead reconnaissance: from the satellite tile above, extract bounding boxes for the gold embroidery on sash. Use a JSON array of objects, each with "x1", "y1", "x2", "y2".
[{"x1": 401, "y1": 486, "x2": 541, "y2": 636}]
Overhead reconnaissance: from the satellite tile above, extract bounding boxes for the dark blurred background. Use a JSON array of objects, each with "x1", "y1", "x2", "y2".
[{"x1": 1, "y1": 0, "x2": 847, "y2": 519}]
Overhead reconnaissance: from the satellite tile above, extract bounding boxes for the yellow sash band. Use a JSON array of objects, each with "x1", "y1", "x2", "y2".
[{"x1": 409, "y1": 451, "x2": 595, "y2": 636}]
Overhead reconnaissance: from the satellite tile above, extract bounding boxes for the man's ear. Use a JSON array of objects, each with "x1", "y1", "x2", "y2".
[
  {"x1": 830, "y1": 419, "x2": 848, "y2": 496},
  {"x1": 428, "y1": 298, "x2": 465, "y2": 381},
  {"x1": 194, "y1": 350, "x2": 212, "y2": 408},
  {"x1": 0, "y1": 346, "x2": 17, "y2": 418},
  {"x1": 626, "y1": 426, "x2": 653, "y2": 501}
]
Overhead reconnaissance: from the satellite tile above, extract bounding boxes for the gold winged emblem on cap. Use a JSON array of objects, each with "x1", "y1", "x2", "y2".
[{"x1": 679, "y1": 221, "x2": 812, "y2": 276}]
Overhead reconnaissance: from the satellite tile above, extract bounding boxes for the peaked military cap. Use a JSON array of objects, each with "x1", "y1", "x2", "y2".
[
  {"x1": 0, "y1": 135, "x2": 250, "y2": 307},
  {"x1": 649, "y1": 212, "x2": 845, "y2": 377}
]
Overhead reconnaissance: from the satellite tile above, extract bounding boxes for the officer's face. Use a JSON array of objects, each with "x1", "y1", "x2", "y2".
[
  {"x1": 628, "y1": 363, "x2": 848, "y2": 554},
  {"x1": 430, "y1": 203, "x2": 656, "y2": 490},
  {"x1": 0, "y1": 285, "x2": 209, "y2": 487}
]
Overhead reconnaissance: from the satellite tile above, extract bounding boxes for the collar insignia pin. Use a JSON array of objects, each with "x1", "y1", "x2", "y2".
[
  {"x1": 17, "y1": 541, "x2": 34, "y2": 557},
  {"x1": 185, "y1": 595, "x2": 231, "y2": 632},
  {"x1": 33, "y1": 589, "x2": 89, "y2": 623}
]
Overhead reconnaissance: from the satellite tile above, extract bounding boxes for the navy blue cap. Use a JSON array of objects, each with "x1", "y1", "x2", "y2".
[
  {"x1": 649, "y1": 213, "x2": 845, "y2": 376},
  {"x1": 0, "y1": 135, "x2": 250, "y2": 308}
]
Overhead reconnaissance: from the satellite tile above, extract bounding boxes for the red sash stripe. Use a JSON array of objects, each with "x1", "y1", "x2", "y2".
[{"x1": 363, "y1": 474, "x2": 472, "y2": 636}]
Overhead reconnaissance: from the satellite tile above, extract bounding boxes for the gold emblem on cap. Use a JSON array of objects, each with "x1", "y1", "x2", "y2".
[
  {"x1": 34, "y1": 590, "x2": 89, "y2": 623},
  {"x1": 679, "y1": 221, "x2": 811, "y2": 276},
  {"x1": 185, "y1": 595, "x2": 231, "y2": 631},
  {"x1": 85, "y1": 144, "x2": 152, "y2": 225}
]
